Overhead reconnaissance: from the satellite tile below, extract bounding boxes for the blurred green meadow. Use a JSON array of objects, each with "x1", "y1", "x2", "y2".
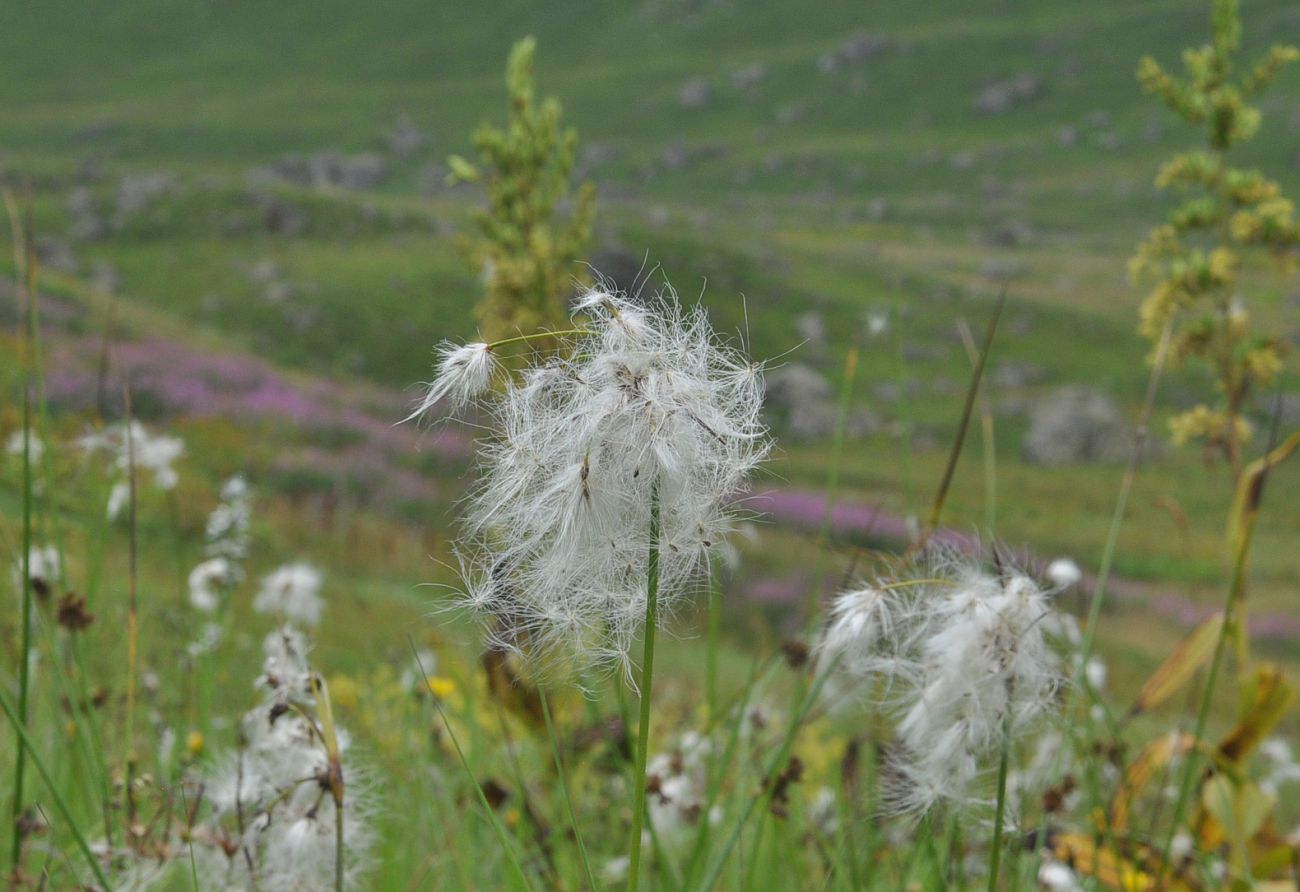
[{"x1": 2, "y1": 1, "x2": 1300, "y2": 889}]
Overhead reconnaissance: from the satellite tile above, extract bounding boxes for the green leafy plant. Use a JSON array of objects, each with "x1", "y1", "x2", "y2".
[
  {"x1": 1131, "y1": 0, "x2": 1298, "y2": 472},
  {"x1": 447, "y1": 36, "x2": 596, "y2": 348}
]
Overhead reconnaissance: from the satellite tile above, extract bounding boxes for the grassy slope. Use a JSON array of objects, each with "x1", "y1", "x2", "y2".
[{"x1": 1, "y1": 0, "x2": 1297, "y2": 696}]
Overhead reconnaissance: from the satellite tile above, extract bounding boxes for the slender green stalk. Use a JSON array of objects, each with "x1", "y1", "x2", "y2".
[
  {"x1": 706, "y1": 569, "x2": 721, "y2": 721},
  {"x1": 957, "y1": 322, "x2": 997, "y2": 533},
  {"x1": 540, "y1": 690, "x2": 598, "y2": 892},
  {"x1": 488, "y1": 328, "x2": 590, "y2": 350},
  {"x1": 986, "y1": 719, "x2": 1013, "y2": 892},
  {"x1": 312, "y1": 675, "x2": 346, "y2": 892},
  {"x1": 803, "y1": 340, "x2": 859, "y2": 628},
  {"x1": 406, "y1": 638, "x2": 534, "y2": 891},
  {"x1": 1075, "y1": 320, "x2": 1173, "y2": 688},
  {"x1": 11, "y1": 387, "x2": 33, "y2": 875},
  {"x1": 123, "y1": 385, "x2": 140, "y2": 829},
  {"x1": 918, "y1": 289, "x2": 1006, "y2": 547},
  {"x1": 1, "y1": 688, "x2": 113, "y2": 890},
  {"x1": 695, "y1": 658, "x2": 837, "y2": 891},
  {"x1": 627, "y1": 484, "x2": 662, "y2": 892}
]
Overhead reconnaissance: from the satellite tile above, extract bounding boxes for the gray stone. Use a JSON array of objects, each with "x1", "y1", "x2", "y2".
[
  {"x1": 337, "y1": 152, "x2": 388, "y2": 190},
  {"x1": 988, "y1": 359, "x2": 1046, "y2": 390},
  {"x1": 974, "y1": 73, "x2": 1045, "y2": 115},
  {"x1": 35, "y1": 236, "x2": 77, "y2": 274},
  {"x1": 65, "y1": 187, "x2": 106, "y2": 242},
  {"x1": 1023, "y1": 386, "x2": 1132, "y2": 465},
  {"x1": 795, "y1": 311, "x2": 826, "y2": 345},
  {"x1": 731, "y1": 62, "x2": 767, "y2": 92},
  {"x1": 91, "y1": 261, "x2": 119, "y2": 295},
  {"x1": 677, "y1": 78, "x2": 712, "y2": 110},
  {"x1": 385, "y1": 115, "x2": 428, "y2": 157},
  {"x1": 113, "y1": 172, "x2": 176, "y2": 226}
]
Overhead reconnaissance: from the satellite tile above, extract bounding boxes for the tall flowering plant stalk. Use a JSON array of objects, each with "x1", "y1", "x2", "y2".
[
  {"x1": 409, "y1": 285, "x2": 768, "y2": 889},
  {"x1": 1131, "y1": 0, "x2": 1299, "y2": 471}
]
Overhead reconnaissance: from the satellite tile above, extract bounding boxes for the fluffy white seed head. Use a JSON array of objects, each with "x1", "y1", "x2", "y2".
[
  {"x1": 434, "y1": 284, "x2": 768, "y2": 675},
  {"x1": 1046, "y1": 557, "x2": 1082, "y2": 589},
  {"x1": 188, "y1": 558, "x2": 233, "y2": 612},
  {"x1": 186, "y1": 625, "x2": 373, "y2": 890},
  {"x1": 818, "y1": 549, "x2": 1064, "y2": 817},
  {"x1": 5, "y1": 430, "x2": 43, "y2": 461},
  {"x1": 406, "y1": 341, "x2": 497, "y2": 420},
  {"x1": 254, "y1": 563, "x2": 324, "y2": 626}
]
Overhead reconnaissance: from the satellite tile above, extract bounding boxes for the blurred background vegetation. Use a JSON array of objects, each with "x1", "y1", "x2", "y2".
[{"x1": 1, "y1": 4, "x2": 1298, "y2": 882}]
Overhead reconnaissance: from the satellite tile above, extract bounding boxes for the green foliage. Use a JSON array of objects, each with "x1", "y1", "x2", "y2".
[
  {"x1": 1131, "y1": 0, "x2": 1299, "y2": 468},
  {"x1": 447, "y1": 37, "x2": 596, "y2": 347}
]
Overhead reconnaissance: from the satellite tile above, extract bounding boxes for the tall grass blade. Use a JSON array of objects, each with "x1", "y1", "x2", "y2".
[
  {"x1": 0, "y1": 687, "x2": 113, "y2": 890},
  {"x1": 917, "y1": 289, "x2": 1006, "y2": 548}
]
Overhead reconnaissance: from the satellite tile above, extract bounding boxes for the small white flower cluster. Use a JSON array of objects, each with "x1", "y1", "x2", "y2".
[
  {"x1": 645, "y1": 731, "x2": 719, "y2": 846},
  {"x1": 816, "y1": 550, "x2": 1064, "y2": 816},
  {"x1": 206, "y1": 476, "x2": 252, "y2": 563},
  {"x1": 5, "y1": 429, "x2": 43, "y2": 461},
  {"x1": 11, "y1": 544, "x2": 60, "y2": 596},
  {"x1": 418, "y1": 287, "x2": 768, "y2": 673},
  {"x1": 187, "y1": 627, "x2": 373, "y2": 890},
  {"x1": 254, "y1": 563, "x2": 325, "y2": 626},
  {"x1": 1259, "y1": 738, "x2": 1300, "y2": 796},
  {"x1": 184, "y1": 477, "x2": 255, "y2": 660},
  {"x1": 79, "y1": 421, "x2": 184, "y2": 520}
]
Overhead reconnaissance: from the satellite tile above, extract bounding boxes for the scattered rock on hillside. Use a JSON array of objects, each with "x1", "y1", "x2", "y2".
[
  {"x1": 385, "y1": 115, "x2": 428, "y2": 158},
  {"x1": 816, "y1": 31, "x2": 892, "y2": 73},
  {"x1": 731, "y1": 62, "x2": 767, "y2": 93},
  {"x1": 113, "y1": 172, "x2": 176, "y2": 227},
  {"x1": 1270, "y1": 392, "x2": 1300, "y2": 425},
  {"x1": 775, "y1": 103, "x2": 808, "y2": 126},
  {"x1": 677, "y1": 78, "x2": 712, "y2": 109},
  {"x1": 248, "y1": 191, "x2": 308, "y2": 237},
  {"x1": 1056, "y1": 126, "x2": 1079, "y2": 148},
  {"x1": 575, "y1": 142, "x2": 621, "y2": 179},
  {"x1": 988, "y1": 359, "x2": 1046, "y2": 390},
  {"x1": 91, "y1": 261, "x2": 119, "y2": 295},
  {"x1": 981, "y1": 219, "x2": 1039, "y2": 247},
  {"x1": 337, "y1": 153, "x2": 388, "y2": 190},
  {"x1": 35, "y1": 237, "x2": 78, "y2": 274},
  {"x1": 1023, "y1": 385, "x2": 1133, "y2": 465},
  {"x1": 973, "y1": 73, "x2": 1044, "y2": 115},
  {"x1": 980, "y1": 258, "x2": 1028, "y2": 281},
  {"x1": 66, "y1": 187, "x2": 106, "y2": 242},
  {"x1": 766, "y1": 363, "x2": 879, "y2": 441},
  {"x1": 795, "y1": 311, "x2": 826, "y2": 345},
  {"x1": 250, "y1": 150, "x2": 388, "y2": 190}
]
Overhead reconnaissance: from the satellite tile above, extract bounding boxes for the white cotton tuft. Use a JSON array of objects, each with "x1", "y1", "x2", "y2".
[
  {"x1": 181, "y1": 625, "x2": 374, "y2": 890},
  {"x1": 817, "y1": 549, "x2": 1064, "y2": 817},
  {"x1": 425, "y1": 283, "x2": 768, "y2": 674},
  {"x1": 1046, "y1": 557, "x2": 1082, "y2": 589},
  {"x1": 254, "y1": 563, "x2": 325, "y2": 626},
  {"x1": 188, "y1": 558, "x2": 233, "y2": 612},
  {"x1": 405, "y1": 341, "x2": 497, "y2": 420}
]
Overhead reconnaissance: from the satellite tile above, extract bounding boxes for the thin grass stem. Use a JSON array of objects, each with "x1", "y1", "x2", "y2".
[
  {"x1": 540, "y1": 689, "x2": 598, "y2": 892},
  {"x1": 0, "y1": 687, "x2": 113, "y2": 890},
  {"x1": 627, "y1": 482, "x2": 662, "y2": 892}
]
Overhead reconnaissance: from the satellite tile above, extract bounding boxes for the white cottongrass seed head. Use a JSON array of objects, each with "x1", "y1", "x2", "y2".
[
  {"x1": 185, "y1": 626, "x2": 373, "y2": 890},
  {"x1": 405, "y1": 341, "x2": 498, "y2": 420},
  {"x1": 12, "y1": 544, "x2": 60, "y2": 595},
  {"x1": 431, "y1": 285, "x2": 768, "y2": 675},
  {"x1": 254, "y1": 563, "x2": 325, "y2": 626},
  {"x1": 816, "y1": 548, "x2": 1064, "y2": 817},
  {"x1": 188, "y1": 557, "x2": 234, "y2": 613}
]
